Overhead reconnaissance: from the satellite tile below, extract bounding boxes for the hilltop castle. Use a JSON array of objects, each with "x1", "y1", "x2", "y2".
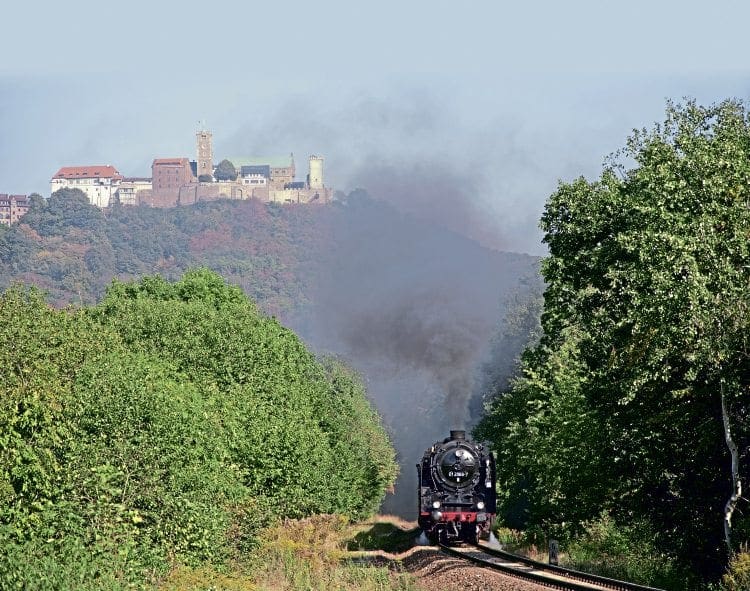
[{"x1": 50, "y1": 129, "x2": 332, "y2": 208}]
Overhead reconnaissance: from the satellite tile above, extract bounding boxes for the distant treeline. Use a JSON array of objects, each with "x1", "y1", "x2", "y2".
[{"x1": 0, "y1": 189, "x2": 337, "y2": 316}]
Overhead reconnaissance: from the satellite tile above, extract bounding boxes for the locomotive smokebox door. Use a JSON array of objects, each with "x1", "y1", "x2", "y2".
[{"x1": 417, "y1": 430, "x2": 497, "y2": 545}]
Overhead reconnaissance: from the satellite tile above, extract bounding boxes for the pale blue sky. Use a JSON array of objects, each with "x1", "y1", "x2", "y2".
[{"x1": 2, "y1": 0, "x2": 749, "y2": 253}]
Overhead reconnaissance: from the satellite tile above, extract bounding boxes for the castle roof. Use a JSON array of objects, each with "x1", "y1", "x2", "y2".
[
  {"x1": 52, "y1": 165, "x2": 123, "y2": 180},
  {"x1": 240, "y1": 165, "x2": 271, "y2": 178},
  {"x1": 153, "y1": 158, "x2": 190, "y2": 166},
  {"x1": 0, "y1": 194, "x2": 28, "y2": 203}
]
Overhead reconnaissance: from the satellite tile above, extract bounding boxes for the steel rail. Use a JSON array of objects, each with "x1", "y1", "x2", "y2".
[
  {"x1": 438, "y1": 543, "x2": 664, "y2": 591},
  {"x1": 470, "y1": 543, "x2": 664, "y2": 591}
]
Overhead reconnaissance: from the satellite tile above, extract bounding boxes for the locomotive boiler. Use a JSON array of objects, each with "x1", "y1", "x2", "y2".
[{"x1": 417, "y1": 430, "x2": 496, "y2": 544}]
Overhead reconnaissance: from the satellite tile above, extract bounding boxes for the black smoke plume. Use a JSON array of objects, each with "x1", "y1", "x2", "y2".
[{"x1": 292, "y1": 191, "x2": 539, "y2": 515}]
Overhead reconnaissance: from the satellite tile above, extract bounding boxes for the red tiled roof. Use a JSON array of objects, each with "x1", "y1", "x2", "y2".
[
  {"x1": 52, "y1": 165, "x2": 123, "y2": 180},
  {"x1": 153, "y1": 158, "x2": 189, "y2": 166}
]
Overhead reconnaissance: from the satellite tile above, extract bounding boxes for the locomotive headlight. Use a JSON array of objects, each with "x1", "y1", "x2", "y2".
[
  {"x1": 431, "y1": 510, "x2": 442, "y2": 520},
  {"x1": 432, "y1": 500, "x2": 441, "y2": 509},
  {"x1": 476, "y1": 501, "x2": 485, "y2": 510}
]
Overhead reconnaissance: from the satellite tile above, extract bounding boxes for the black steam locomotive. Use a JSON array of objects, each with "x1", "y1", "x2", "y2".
[{"x1": 417, "y1": 430, "x2": 496, "y2": 544}]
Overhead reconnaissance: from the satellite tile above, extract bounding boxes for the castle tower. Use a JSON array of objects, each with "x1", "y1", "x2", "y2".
[
  {"x1": 307, "y1": 155, "x2": 324, "y2": 189},
  {"x1": 196, "y1": 129, "x2": 213, "y2": 179}
]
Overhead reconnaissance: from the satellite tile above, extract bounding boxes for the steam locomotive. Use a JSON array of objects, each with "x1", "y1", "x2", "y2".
[{"x1": 417, "y1": 430, "x2": 496, "y2": 544}]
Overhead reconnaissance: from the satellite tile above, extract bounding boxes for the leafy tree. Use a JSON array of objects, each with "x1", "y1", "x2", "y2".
[
  {"x1": 214, "y1": 159, "x2": 237, "y2": 181},
  {"x1": 27, "y1": 193, "x2": 46, "y2": 210},
  {"x1": 0, "y1": 271, "x2": 397, "y2": 587},
  {"x1": 198, "y1": 174, "x2": 213, "y2": 182},
  {"x1": 478, "y1": 99, "x2": 750, "y2": 584}
]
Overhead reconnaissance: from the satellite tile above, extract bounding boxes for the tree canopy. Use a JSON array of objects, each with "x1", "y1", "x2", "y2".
[
  {"x1": 214, "y1": 159, "x2": 237, "y2": 181},
  {"x1": 476, "y1": 99, "x2": 750, "y2": 585},
  {"x1": 0, "y1": 270, "x2": 396, "y2": 588}
]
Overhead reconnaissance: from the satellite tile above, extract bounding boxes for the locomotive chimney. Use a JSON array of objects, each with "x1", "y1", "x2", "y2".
[{"x1": 449, "y1": 430, "x2": 466, "y2": 440}]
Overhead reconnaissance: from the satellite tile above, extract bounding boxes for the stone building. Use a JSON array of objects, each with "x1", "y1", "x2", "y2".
[
  {"x1": 50, "y1": 165, "x2": 123, "y2": 207},
  {"x1": 115, "y1": 178, "x2": 152, "y2": 206},
  {"x1": 142, "y1": 158, "x2": 196, "y2": 207},
  {"x1": 228, "y1": 154, "x2": 331, "y2": 204},
  {"x1": 228, "y1": 156, "x2": 296, "y2": 190},
  {"x1": 50, "y1": 128, "x2": 332, "y2": 210},
  {"x1": 0, "y1": 194, "x2": 29, "y2": 226}
]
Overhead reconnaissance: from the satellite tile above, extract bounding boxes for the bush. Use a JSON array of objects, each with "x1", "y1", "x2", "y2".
[
  {"x1": 0, "y1": 272, "x2": 398, "y2": 587},
  {"x1": 720, "y1": 547, "x2": 750, "y2": 591},
  {"x1": 564, "y1": 514, "x2": 698, "y2": 590}
]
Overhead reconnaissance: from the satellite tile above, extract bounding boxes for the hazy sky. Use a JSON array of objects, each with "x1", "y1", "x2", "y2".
[{"x1": 2, "y1": 0, "x2": 749, "y2": 254}]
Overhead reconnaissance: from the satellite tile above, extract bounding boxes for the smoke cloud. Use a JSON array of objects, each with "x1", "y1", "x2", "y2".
[
  {"x1": 288, "y1": 191, "x2": 538, "y2": 516},
  {"x1": 224, "y1": 91, "x2": 550, "y2": 516}
]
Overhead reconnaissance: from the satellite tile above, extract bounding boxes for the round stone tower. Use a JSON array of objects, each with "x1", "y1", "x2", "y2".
[{"x1": 307, "y1": 155, "x2": 324, "y2": 190}]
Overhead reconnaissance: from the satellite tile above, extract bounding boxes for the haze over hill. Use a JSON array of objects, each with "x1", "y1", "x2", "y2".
[{"x1": 0, "y1": 189, "x2": 540, "y2": 515}]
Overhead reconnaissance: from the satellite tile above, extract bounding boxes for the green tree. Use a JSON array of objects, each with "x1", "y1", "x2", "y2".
[
  {"x1": 214, "y1": 159, "x2": 237, "y2": 181},
  {"x1": 27, "y1": 193, "x2": 46, "y2": 210},
  {"x1": 0, "y1": 271, "x2": 397, "y2": 587},
  {"x1": 478, "y1": 99, "x2": 750, "y2": 583}
]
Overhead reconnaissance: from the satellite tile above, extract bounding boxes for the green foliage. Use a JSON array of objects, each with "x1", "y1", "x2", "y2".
[
  {"x1": 721, "y1": 546, "x2": 750, "y2": 591},
  {"x1": 91, "y1": 269, "x2": 396, "y2": 519},
  {"x1": 564, "y1": 515, "x2": 697, "y2": 590},
  {"x1": 214, "y1": 159, "x2": 238, "y2": 182},
  {"x1": 477, "y1": 99, "x2": 750, "y2": 584},
  {"x1": 0, "y1": 534, "x2": 141, "y2": 591},
  {"x1": 0, "y1": 271, "x2": 397, "y2": 588},
  {"x1": 247, "y1": 516, "x2": 417, "y2": 591}
]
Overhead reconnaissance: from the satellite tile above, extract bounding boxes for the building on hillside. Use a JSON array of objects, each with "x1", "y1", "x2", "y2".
[
  {"x1": 0, "y1": 194, "x2": 30, "y2": 226},
  {"x1": 237, "y1": 165, "x2": 270, "y2": 200},
  {"x1": 141, "y1": 158, "x2": 196, "y2": 207},
  {"x1": 240, "y1": 165, "x2": 270, "y2": 184},
  {"x1": 114, "y1": 178, "x2": 153, "y2": 206},
  {"x1": 268, "y1": 155, "x2": 332, "y2": 203},
  {"x1": 229, "y1": 155, "x2": 295, "y2": 190},
  {"x1": 49, "y1": 129, "x2": 333, "y2": 210},
  {"x1": 50, "y1": 165, "x2": 123, "y2": 208},
  {"x1": 228, "y1": 154, "x2": 331, "y2": 204}
]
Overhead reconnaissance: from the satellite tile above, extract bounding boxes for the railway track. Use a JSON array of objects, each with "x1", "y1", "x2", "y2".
[{"x1": 438, "y1": 542, "x2": 665, "y2": 591}]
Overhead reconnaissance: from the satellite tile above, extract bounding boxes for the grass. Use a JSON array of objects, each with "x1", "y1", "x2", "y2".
[
  {"x1": 347, "y1": 515, "x2": 421, "y2": 554},
  {"x1": 156, "y1": 515, "x2": 419, "y2": 591},
  {"x1": 492, "y1": 526, "x2": 549, "y2": 562}
]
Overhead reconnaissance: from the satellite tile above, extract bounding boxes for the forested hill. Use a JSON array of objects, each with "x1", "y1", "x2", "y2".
[
  {"x1": 0, "y1": 188, "x2": 536, "y2": 323},
  {"x1": 0, "y1": 189, "x2": 332, "y2": 315}
]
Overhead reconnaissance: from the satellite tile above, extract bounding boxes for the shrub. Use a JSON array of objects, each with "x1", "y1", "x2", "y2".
[
  {"x1": 564, "y1": 514, "x2": 697, "y2": 590},
  {"x1": 0, "y1": 272, "x2": 398, "y2": 587},
  {"x1": 721, "y1": 546, "x2": 750, "y2": 591}
]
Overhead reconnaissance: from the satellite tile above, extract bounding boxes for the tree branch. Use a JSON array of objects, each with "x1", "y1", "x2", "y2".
[{"x1": 722, "y1": 379, "x2": 742, "y2": 553}]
